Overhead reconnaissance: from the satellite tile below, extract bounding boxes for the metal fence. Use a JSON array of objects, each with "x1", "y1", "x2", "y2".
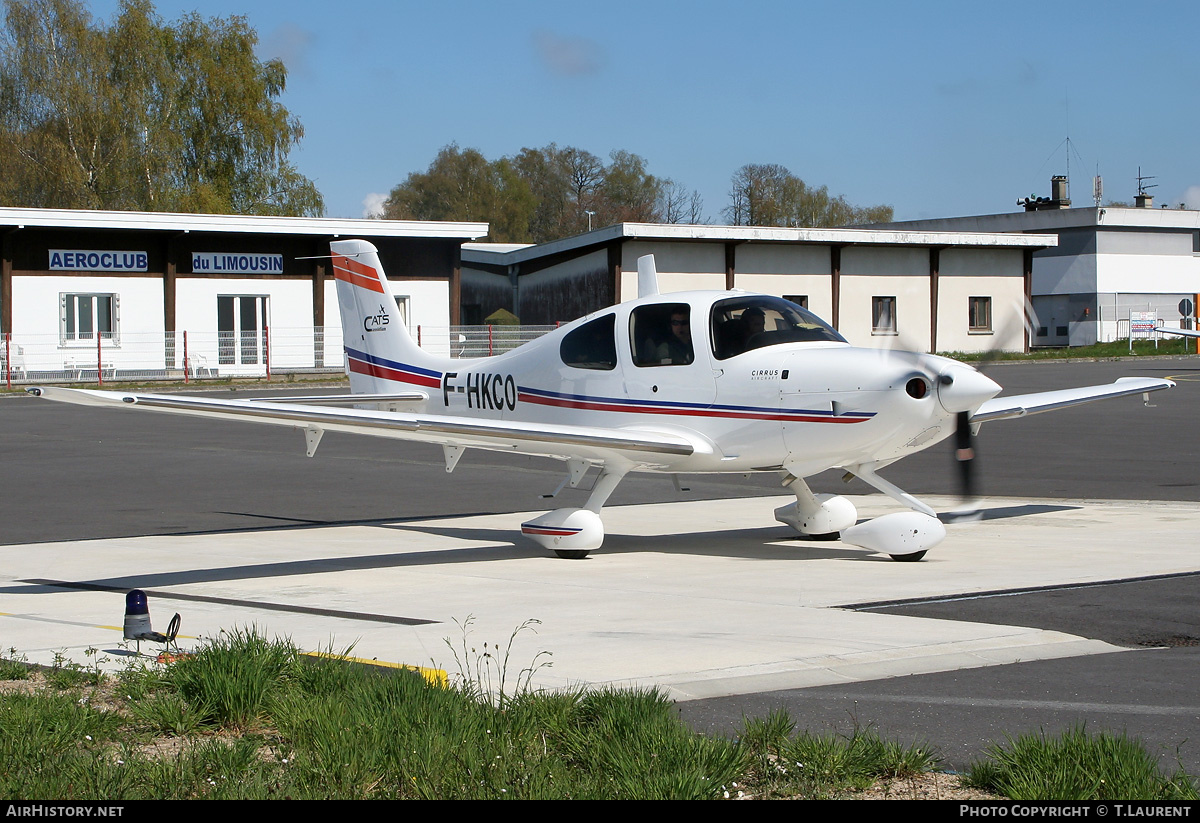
[
  {"x1": 1, "y1": 324, "x2": 559, "y2": 387},
  {"x1": 423, "y1": 325, "x2": 558, "y2": 357}
]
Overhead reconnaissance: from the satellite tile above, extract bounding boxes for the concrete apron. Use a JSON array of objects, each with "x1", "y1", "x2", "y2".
[{"x1": 1, "y1": 494, "x2": 1196, "y2": 701}]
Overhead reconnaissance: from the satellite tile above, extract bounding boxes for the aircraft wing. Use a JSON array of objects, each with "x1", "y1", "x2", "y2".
[
  {"x1": 30, "y1": 387, "x2": 707, "y2": 466},
  {"x1": 1156, "y1": 327, "x2": 1200, "y2": 339},
  {"x1": 969, "y1": 377, "x2": 1175, "y2": 423}
]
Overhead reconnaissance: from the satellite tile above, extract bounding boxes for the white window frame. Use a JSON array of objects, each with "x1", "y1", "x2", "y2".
[
  {"x1": 394, "y1": 295, "x2": 410, "y2": 332},
  {"x1": 59, "y1": 293, "x2": 120, "y2": 346},
  {"x1": 872, "y1": 296, "x2": 897, "y2": 335},
  {"x1": 217, "y1": 294, "x2": 270, "y2": 366}
]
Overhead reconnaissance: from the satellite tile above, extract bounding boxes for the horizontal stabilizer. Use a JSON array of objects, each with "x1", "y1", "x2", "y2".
[{"x1": 970, "y1": 377, "x2": 1174, "y2": 423}]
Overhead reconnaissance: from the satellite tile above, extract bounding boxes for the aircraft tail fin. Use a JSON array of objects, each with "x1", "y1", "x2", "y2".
[{"x1": 330, "y1": 239, "x2": 444, "y2": 394}]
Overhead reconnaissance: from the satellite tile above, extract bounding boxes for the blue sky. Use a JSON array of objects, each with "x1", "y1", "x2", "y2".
[{"x1": 85, "y1": 0, "x2": 1200, "y2": 221}]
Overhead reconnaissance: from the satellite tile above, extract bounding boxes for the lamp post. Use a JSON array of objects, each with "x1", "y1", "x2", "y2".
[{"x1": 585, "y1": 210, "x2": 596, "y2": 231}]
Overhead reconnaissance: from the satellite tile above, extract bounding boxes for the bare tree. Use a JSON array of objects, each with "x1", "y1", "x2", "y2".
[{"x1": 723, "y1": 163, "x2": 891, "y2": 227}]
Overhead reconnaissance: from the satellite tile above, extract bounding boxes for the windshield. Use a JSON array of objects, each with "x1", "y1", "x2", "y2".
[{"x1": 710, "y1": 296, "x2": 846, "y2": 360}]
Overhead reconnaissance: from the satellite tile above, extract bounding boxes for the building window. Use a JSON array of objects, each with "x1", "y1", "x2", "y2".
[
  {"x1": 218, "y1": 295, "x2": 268, "y2": 365},
  {"x1": 969, "y1": 296, "x2": 992, "y2": 333},
  {"x1": 872, "y1": 296, "x2": 896, "y2": 334},
  {"x1": 60, "y1": 293, "x2": 119, "y2": 345},
  {"x1": 784, "y1": 294, "x2": 809, "y2": 309},
  {"x1": 394, "y1": 295, "x2": 410, "y2": 329}
]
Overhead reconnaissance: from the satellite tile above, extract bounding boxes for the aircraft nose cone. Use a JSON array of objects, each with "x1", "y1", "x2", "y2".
[{"x1": 937, "y1": 364, "x2": 1001, "y2": 414}]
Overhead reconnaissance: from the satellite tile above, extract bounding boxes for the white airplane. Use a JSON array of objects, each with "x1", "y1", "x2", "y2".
[
  {"x1": 1156, "y1": 325, "x2": 1200, "y2": 339},
  {"x1": 32, "y1": 239, "x2": 1174, "y2": 561}
]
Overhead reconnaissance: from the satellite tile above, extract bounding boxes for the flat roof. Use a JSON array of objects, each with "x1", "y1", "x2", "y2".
[
  {"x1": 0, "y1": 207, "x2": 489, "y2": 240},
  {"x1": 462, "y1": 221, "x2": 1056, "y2": 265},
  {"x1": 874, "y1": 206, "x2": 1200, "y2": 234}
]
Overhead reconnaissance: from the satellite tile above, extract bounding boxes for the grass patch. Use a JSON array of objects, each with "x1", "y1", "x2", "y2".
[
  {"x1": 944, "y1": 337, "x2": 1194, "y2": 362},
  {"x1": 965, "y1": 726, "x2": 1199, "y2": 800},
  {"x1": 1, "y1": 632, "x2": 1196, "y2": 799},
  {"x1": 0, "y1": 649, "x2": 31, "y2": 680},
  {"x1": 44, "y1": 649, "x2": 107, "y2": 690},
  {"x1": 737, "y1": 709, "x2": 939, "y2": 799}
]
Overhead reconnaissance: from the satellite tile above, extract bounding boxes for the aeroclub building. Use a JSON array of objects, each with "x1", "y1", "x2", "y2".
[{"x1": 0, "y1": 207, "x2": 487, "y2": 378}]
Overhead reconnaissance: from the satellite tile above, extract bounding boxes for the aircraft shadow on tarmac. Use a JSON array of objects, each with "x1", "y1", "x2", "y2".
[
  {"x1": 0, "y1": 502, "x2": 1079, "y2": 594},
  {"x1": 939, "y1": 502, "x2": 1079, "y2": 522}
]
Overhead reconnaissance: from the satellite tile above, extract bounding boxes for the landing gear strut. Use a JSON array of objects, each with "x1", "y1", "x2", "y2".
[{"x1": 521, "y1": 465, "x2": 629, "y2": 558}]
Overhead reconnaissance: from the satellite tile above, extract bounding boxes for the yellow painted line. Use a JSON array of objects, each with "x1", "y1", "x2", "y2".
[
  {"x1": 302, "y1": 651, "x2": 448, "y2": 687},
  {"x1": 0, "y1": 612, "x2": 194, "y2": 639},
  {"x1": 0, "y1": 613, "x2": 441, "y2": 683}
]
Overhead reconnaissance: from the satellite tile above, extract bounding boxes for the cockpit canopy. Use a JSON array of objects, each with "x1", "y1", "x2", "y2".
[
  {"x1": 559, "y1": 294, "x2": 847, "y2": 371},
  {"x1": 710, "y1": 295, "x2": 845, "y2": 360}
]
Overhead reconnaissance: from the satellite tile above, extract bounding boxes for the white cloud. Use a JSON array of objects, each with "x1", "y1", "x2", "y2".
[
  {"x1": 1182, "y1": 186, "x2": 1200, "y2": 210},
  {"x1": 361, "y1": 192, "x2": 387, "y2": 218}
]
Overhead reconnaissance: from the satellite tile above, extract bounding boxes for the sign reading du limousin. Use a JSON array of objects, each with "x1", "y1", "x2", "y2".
[
  {"x1": 192, "y1": 252, "x2": 284, "y2": 274},
  {"x1": 49, "y1": 249, "x2": 148, "y2": 271}
]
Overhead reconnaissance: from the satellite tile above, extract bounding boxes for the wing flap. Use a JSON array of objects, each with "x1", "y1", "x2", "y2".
[
  {"x1": 30, "y1": 387, "x2": 703, "y2": 464},
  {"x1": 969, "y1": 377, "x2": 1174, "y2": 423},
  {"x1": 244, "y1": 391, "x2": 428, "y2": 405}
]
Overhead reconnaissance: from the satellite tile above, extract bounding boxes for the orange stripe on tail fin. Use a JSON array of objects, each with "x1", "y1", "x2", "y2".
[{"x1": 332, "y1": 253, "x2": 385, "y2": 294}]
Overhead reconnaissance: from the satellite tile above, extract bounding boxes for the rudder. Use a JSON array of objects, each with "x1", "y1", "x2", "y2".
[{"x1": 330, "y1": 239, "x2": 444, "y2": 393}]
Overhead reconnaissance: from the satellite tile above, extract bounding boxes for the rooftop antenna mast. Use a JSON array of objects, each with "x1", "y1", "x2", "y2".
[
  {"x1": 1137, "y1": 166, "x2": 1157, "y2": 196},
  {"x1": 1065, "y1": 136, "x2": 1071, "y2": 202}
]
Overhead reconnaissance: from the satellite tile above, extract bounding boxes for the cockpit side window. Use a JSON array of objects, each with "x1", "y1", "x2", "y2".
[
  {"x1": 630, "y1": 303, "x2": 694, "y2": 367},
  {"x1": 711, "y1": 296, "x2": 845, "y2": 359},
  {"x1": 559, "y1": 313, "x2": 616, "y2": 370}
]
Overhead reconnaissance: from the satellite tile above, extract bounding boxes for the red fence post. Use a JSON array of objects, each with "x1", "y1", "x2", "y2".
[
  {"x1": 183, "y1": 330, "x2": 189, "y2": 384},
  {"x1": 488, "y1": 324, "x2": 494, "y2": 356},
  {"x1": 264, "y1": 325, "x2": 271, "y2": 381},
  {"x1": 5, "y1": 332, "x2": 10, "y2": 391},
  {"x1": 97, "y1": 332, "x2": 103, "y2": 387}
]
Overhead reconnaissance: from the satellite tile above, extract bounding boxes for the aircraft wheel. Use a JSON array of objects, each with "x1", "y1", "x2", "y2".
[
  {"x1": 807, "y1": 532, "x2": 841, "y2": 541},
  {"x1": 555, "y1": 549, "x2": 590, "y2": 560},
  {"x1": 889, "y1": 550, "x2": 927, "y2": 562}
]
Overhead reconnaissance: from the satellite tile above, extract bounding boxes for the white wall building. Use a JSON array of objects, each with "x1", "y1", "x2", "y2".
[
  {"x1": 463, "y1": 224, "x2": 1055, "y2": 354},
  {"x1": 872, "y1": 191, "x2": 1200, "y2": 346},
  {"x1": 0, "y1": 208, "x2": 487, "y2": 379}
]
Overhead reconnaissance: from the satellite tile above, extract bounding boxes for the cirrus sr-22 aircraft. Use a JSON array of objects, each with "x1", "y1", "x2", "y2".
[{"x1": 33, "y1": 239, "x2": 1175, "y2": 561}]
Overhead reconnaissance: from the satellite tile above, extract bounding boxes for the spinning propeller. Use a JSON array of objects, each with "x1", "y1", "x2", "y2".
[{"x1": 875, "y1": 297, "x2": 1038, "y2": 512}]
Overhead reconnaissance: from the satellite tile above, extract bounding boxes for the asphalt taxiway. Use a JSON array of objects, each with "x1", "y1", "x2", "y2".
[{"x1": 2, "y1": 358, "x2": 1198, "y2": 771}]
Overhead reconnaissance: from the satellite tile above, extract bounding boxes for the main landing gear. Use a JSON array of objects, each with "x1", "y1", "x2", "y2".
[
  {"x1": 774, "y1": 471, "x2": 945, "y2": 561},
  {"x1": 520, "y1": 466, "x2": 627, "y2": 559}
]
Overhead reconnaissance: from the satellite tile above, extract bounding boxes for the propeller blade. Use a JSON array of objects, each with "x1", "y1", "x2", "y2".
[{"x1": 955, "y1": 410, "x2": 975, "y2": 496}]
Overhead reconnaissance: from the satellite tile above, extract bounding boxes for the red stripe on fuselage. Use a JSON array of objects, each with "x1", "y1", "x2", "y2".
[
  {"x1": 349, "y1": 358, "x2": 440, "y2": 388},
  {"x1": 517, "y1": 391, "x2": 868, "y2": 423}
]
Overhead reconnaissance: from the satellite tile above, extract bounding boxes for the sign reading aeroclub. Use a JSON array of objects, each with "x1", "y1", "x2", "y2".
[
  {"x1": 192, "y1": 252, "x2": 284, "y2": 274},
  {"x1": 49, "y1": 249, "x2": 148, "y2": 272}
]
